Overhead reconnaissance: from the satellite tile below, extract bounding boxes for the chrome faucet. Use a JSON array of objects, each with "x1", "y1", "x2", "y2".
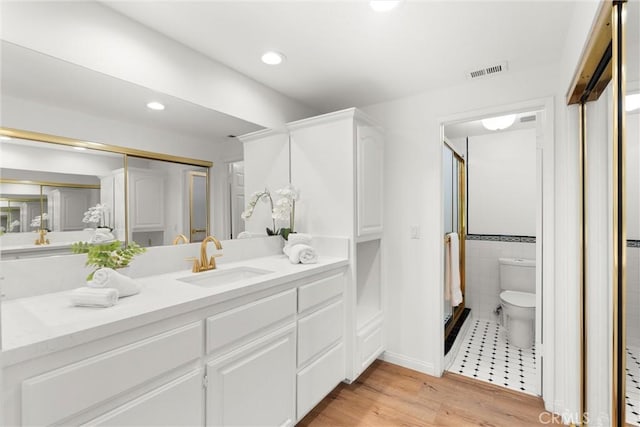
[{"x1": 192, "y1": 235, "x2": 223, "y2": 273}]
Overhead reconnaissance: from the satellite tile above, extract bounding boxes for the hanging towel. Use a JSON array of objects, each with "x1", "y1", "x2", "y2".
[
  {"x1": 88, "y1": 268, "x2": 141, "y2": 297},
  {"x1": 70, "y1": 287, "x2": 119, "y2": 308},
  {"x1": 446, "y1": 232, "x2": 463, "y2": 306}
]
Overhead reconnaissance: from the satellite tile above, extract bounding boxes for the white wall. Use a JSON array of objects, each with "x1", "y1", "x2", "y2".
[
  {"x1": 360, "y1": 0, "x2": 601, "y2": 411},
  {"x1": 361, "y1": 62, "x2": 558, "y2": 377},
  {"x1": 0, "y1": 1, "x2": 316, "y2": 130},
  {"x1": 467, "y1": 128, "x2": 537, "y2": 236}
]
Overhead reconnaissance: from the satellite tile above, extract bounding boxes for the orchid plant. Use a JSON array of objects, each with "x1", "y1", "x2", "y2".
[
  {"x1": 30, "y1": 213, "x2": 49, "y2": 229},
  {"x1": 242, "y1": 184, "x2": 300, "y2": 239},
  {"x1": 82, "y1": 203, "x2": 110, "y2": 229}
]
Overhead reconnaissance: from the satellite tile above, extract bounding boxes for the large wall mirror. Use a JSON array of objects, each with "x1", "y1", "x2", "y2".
[{"x1": 0, "y1": 41, "x2": 266, "y2": 259}]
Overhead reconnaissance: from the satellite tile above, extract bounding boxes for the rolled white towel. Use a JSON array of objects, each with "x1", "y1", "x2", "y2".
[
  {"x1": 89, "y1": 229, "x2": 116, "y2": 243},
  {"x1": 286, "y1": 244, "x2": 318, "y2": 264},
  {"x1": 70, "y1": 287, "x2": 119, "y2": 308},
  {"x1": 88, "y1": 268, "x2": 141, "y2": 297},
  {"x1": 286, "y1": 233, "x2": 312, "y2": 247}
]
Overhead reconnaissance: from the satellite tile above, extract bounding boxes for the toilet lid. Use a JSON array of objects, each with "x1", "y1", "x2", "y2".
[{"x1": 500, "y1": 291, "x2": 535, "y2": 308}]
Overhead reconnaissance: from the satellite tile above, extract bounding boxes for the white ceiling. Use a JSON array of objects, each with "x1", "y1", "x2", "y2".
[
  {"x1": 103, "y1": 0, "x2": 580, "y2": 112},
  {"x1": 444, "y1": 111, "x2": 539, "y2": 140},
  {"x1": 0, "y1": 42, "x2": 263, "y2": 141}
]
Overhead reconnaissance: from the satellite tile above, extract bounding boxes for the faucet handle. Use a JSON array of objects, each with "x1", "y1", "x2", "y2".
[{"x1": 190, "y1": 258, "x2": 201, "y2": 273}]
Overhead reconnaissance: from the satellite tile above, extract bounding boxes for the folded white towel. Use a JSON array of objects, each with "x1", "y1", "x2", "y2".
[
  {"x1": 70, "y1": 287, "x2": 119, "y2": 308},
  {"x1": 88, "y1": 268, "x2": 141, "y2": 297},
  {"x1": 286, "y1": 233, "x2": 312, "y2": 246},
  {"x1": 285, "y1": 244, "x2": 318, "y2": 264}
]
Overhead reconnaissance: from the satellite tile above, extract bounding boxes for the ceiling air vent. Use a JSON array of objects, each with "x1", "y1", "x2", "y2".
[
  {"x1": 466, "y1": 61, "x2": 508, "y2": 80},
  {"x1": 520, "y1": 115, "x2": 536, "y2": 123}
]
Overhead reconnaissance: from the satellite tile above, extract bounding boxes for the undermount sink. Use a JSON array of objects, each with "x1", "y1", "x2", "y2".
[{"x1": 178, "y1": 266, "x2": 273, "y2": 287}]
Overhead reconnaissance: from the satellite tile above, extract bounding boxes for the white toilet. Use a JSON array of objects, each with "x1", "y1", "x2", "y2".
[{"x1": 498, "y1": 257, "x2": 536, "y2": 349}]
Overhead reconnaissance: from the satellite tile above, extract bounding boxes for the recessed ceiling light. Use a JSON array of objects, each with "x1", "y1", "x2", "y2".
[
  {"x1": 261, "y1": 51, "x2": 285, "y2": 65},
  {"x1": 146, "y1": 101, "x2": 165, "y2": 111},
  {"x1": 481, "y1": 114, "x2": 517, "y2": 131},
  {"x1": 73, "y1": 146, "x2": 87, "y2": 151},
  {"x1": 370, "y1": 0, "x2": 403, "y2": 12},
  {"x1": 627, "y1": 93, "x2": 640, "y2": 112},
  {"x1": 0, "y1": 136, "x2": 12, "y2": 141}
]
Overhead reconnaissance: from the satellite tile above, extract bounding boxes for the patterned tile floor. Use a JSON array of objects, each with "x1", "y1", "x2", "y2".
[
  {"x1": 449, "y1": 319, "x2": 538, "y2": 396},
  {"x1": 628, "y1": 345, "x2": 640, "y2": 426}
]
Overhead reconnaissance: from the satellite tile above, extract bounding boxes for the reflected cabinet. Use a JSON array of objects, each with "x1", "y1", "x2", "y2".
[{"x1": 0, "y1": 128, "x2": 212, "y2": 258}]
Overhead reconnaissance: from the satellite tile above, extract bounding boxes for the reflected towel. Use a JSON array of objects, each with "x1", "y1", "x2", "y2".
[
  {"x1": 89, "y1": 229, "x2": 116, "y2": 244},
  {"x1": 284, "y1": 243, "x2": 318, "y2": 264},
  {"x1": 446, "y1": 232, "x2": 462, "y2": 306},
  {"x1": 88, "y1": 268, "x2": 141, "y2": 297},
  {"x1": 70, "y1": 287, "x2": 119, "y2": 308}
]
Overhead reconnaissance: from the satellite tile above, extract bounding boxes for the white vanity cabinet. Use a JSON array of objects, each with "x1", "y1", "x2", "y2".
[
  {"x1": 4, "y1": 266, "x2": 348, "y2": 426},
  {"x1": 204, "y1": 289, "x2": 297, "y2": 427},
  {"x1": 356, "y1": 125, "x2": 384, "y2": 237},
  {"x1": 296, "y1": 272, "x2": 345, "y2": 421},
  {"x1": 289, "y1": 108, "x2": 385, "y2": 381},
  {"x1": 19, "y1": 322, "x2": 204, "y2": 426}
]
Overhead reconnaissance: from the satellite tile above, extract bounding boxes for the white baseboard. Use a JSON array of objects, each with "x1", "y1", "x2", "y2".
[{"x1": 379, "y1": 351, "x2": 436, "y2": 377}]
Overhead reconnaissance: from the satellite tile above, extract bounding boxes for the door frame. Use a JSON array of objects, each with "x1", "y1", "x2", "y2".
[{"x1": 438, "y1": 96, "x2": 555, "y2": 407}]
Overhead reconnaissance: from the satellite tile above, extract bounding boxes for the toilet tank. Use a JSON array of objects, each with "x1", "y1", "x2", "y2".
[{"x1": 499, "y1": 258, "x2": 536, "y2": 293}]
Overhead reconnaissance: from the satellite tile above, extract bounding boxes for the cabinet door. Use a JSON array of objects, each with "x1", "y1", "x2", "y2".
[
  {"x1": 85, "y1": 369, "x2": 204, "y2": 426},
  {"x1": 206, "y1": 325, "x2": 296, "y2": 427},
  {"x1": 356, "y1": 125, "x2": 383, "y2": 237},
  {"x1": 129, "y1": 171, "x2": 165, "y2": 231}
]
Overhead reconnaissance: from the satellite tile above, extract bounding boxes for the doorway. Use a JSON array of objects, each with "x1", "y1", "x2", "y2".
[{"x1": 441, "y1": 99, "x2": 553, "y2": 402}]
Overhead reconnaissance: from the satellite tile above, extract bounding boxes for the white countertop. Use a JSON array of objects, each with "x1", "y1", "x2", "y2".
[{"x1": 1, "y1": 254, "x2": 348, "y2": 367}]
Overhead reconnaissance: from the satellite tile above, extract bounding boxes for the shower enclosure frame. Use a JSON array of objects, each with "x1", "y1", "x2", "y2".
[
  {"x1": 443, "y1": 139, "x2": 466, "y2": 341},
  {"x1": 566, "y1": 1, "x2": 628, "y2": 424}
]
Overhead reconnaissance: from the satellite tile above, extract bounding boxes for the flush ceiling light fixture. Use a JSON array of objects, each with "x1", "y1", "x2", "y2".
[
  {"x1": 73, "y1": 147, "x2": 87, "y2": 151},
  {"x1": 481, "y1": 114, "x2": 517, "y2": 131},
  {"x1": 261, "y1": 51, "x2": 286, "y2": 65},
  {"x1": 369, "y1": 0, "x2": 403, "y2": 12},
  {"x1": 0, "y1": 136, "x2": 12, "y2": 140},
  {"x1": 146, "y1": 101, "x2": 165, "y2": 111},
  {"x1": 627, "y1": 93, "x2": 640, "y2": 112}
]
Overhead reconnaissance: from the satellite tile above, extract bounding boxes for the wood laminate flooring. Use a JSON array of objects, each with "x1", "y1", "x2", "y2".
[{"x1": 298, "y1": 360, "x2": 552, "y2": 426}]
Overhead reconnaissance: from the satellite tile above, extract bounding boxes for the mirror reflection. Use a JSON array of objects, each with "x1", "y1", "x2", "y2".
[
  {"x1": 0, "y1": 138, "x2": 124, "y2": 257},
  {"x1": 1, "y1": 41, "x2": 266, "y2": 258},
  {"x1": 126, "y1": 157, "x2": 208, "y2": 246},
  {"x1": 626, "y1": 0, "x2": 639, "y2": 423}
]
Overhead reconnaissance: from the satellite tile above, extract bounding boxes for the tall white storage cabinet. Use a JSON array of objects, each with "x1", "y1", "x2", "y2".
[{"x1": 289, "y1": 108, "x2": 384, "y2": 381}]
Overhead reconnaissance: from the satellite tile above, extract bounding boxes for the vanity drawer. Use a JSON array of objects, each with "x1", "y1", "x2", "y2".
[
  {"x1": 297, "y1": 272, "x2": 344, "y2": 314},
  {"x1": 22, "y1": 322, "x2": 203, "y2": 426},
  {"x1": 297, "y1": 299, "x2": 343, "y2": 368},
  {"x1": 206, "y1": 288, "x2": 296, "y2": 354},
  {"x1": 297, "y1": 342, "x2": 344, "y2": 421},
  {"x1": 84, "y1": 369, "x2": 204, "y2": 426}
]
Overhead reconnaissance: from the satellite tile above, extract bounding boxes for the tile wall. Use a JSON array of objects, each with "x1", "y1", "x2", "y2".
[{"x1": 465, "y1": 238, "x2": 536, "y2": 321}]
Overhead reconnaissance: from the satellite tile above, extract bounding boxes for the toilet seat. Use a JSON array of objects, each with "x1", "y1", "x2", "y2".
[{"x1": 500, "y1": 290, "x2": 535, "y2": 308}]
